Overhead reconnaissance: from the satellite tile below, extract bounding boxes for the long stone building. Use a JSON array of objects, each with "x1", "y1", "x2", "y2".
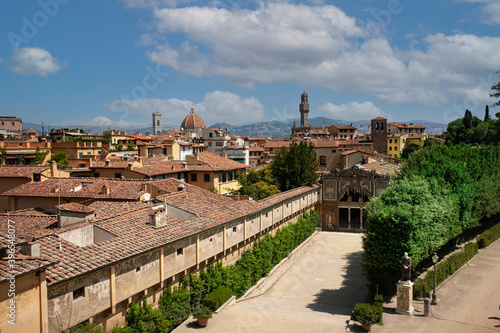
[{"x1": 0, "y1": 179, "x2": 320, "y2": 332}]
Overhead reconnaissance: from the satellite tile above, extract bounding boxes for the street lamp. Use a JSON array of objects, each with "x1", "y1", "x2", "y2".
[{"x1": 431, "y1": 253, "x2": 438, "y2": 305}]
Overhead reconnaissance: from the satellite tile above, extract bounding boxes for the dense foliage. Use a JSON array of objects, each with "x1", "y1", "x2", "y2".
[
  {"x1": 446, "y1": 108, "x2": 500, "y2": 144},
  {"x1": 353, "y1": 303, "x2": 382, "y2": 326},
  {"x1": 413, "y1": 242, "x2": 478, "y2": 298},
  {"x1": 232, "y1": 165, "x2": 280, "y2": 200},
  {"x1": 202, "y1": 286, "x2": 233, "y2": 311},
  {"x1": 50, "y1": 151, "x2": 71, "y2": 169},
  {"x1": 271, "y1": 141, "x2": 319, "y2": 191},
  {"x1": 476, "y1": 221, "x2": 500, "y2": 248},
  {"x1": 114, "y1": 210, "x2": 318, "y2": 332},
  {"x1": 363, "y1": 144, "x2": 500, "y2": 294},
  {"x1": 491, "y1": 73, "x2": 500, "y2": 107}
]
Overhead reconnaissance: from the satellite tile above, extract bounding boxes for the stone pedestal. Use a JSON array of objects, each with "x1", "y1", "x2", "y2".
[{"x1": 396, "y1": 280, "x2": 414, "y2": 315}]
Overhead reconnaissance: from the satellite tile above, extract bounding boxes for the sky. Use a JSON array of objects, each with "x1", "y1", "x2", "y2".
[{"x1": 0, "y1": 0, "x2": 499, "y2": 129}]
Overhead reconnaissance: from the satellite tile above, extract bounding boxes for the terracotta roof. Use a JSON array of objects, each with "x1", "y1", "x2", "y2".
[
  {"x1": 250, "y1": 146, "x2": 265, "y2": 152},
  {"x1": 309, "y1": 139, "x2": 340, "y2": 148},
  {"x1": 0, "y1": 254, "x2": 54, "y2": 283},
  {"x1": 389, "y1": 123, "x2": 426, "y2": 129},
  {"x1": 2, "y1": 178, "x2": 152, "y2": 200},
  {"x1": 263, "y1": 140, "x2": 292, "y2": 149},
  {"x1": 181, "y1": 106, "x2": 206, "y2": 130},
  {"x1": 372, "y1": 117, "x2": 387, "y2": 120},
  {"x1": 0, "y1": 177, "x2": 319, "y2": 286},
  {"x1": 0, "y1": 165, "x2": 49, "y2": 178},
  {"x1": 133, "y1": 161, "x2": 187, "y2": 176},
  {"x1": 55, "y1": 202, "x2": 95, "y2": 214},
  {"x1": 187, "y1": 151, "x2": 247, "y2": 171}
]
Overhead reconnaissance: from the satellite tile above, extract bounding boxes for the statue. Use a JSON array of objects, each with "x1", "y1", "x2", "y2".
[{"x1": 401, "y1": 252, "x2": 412, "y2": 281}]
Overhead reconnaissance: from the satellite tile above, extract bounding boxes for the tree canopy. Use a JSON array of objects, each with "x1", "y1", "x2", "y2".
[
  {"x1": 446, "y1": 108, "x2": 499, "y2": 145},
  {"x1": 491, "y1": 73, "x2": 500, "y2": 107},
  {"x1": 270, "y1": 141, "x2": 319, "y2": 191},
  {"x1": 233, "y1": 166, "x2": 280, "y2": 200}
]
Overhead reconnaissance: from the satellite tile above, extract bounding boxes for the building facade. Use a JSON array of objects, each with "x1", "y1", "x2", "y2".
[{"x1": 321, "y1": 166, "x2": 390, "y2": 231}]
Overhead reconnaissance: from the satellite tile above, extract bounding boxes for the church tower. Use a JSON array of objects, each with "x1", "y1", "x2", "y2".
[
  {"x1": 152, "y1": 111, "x2": 162, "y2": 135},
  {"x1": 300, "y1": 91, "x2": 310, "y2": 128}
]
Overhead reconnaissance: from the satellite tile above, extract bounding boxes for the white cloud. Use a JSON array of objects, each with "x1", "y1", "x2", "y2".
[
  {"x1": 10, "y1": 47, "x2": 66, "y2": 77},
  {"x1": 58, "y1": 116, "x2": 142, "y2": 128},
  {"x1": 456, "y1": 0, "x2": 500, "y2": 24},
  {"x1": 319, "y1": 101, "x2": 392, "y2": 121},
  {"x1": 130, "y1": 3, "x2": 500, "y2": 109},
  {"x1": 103, "y1": 90, "x2": 265, "y2": 125}
]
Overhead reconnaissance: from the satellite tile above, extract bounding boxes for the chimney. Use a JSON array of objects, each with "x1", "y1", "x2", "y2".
[
  {"x1": 21, "y1": 241, "x2": 40, "y2": 257},
  {"x1": 101, "y1": 185, "x2": 110, "y2": 195},
  {"x1": 141, "y1": 183, "x2": 149, "y2": 192},
  {"x1": 51, "y1": 187, "x2": 59, "y2": 193},
  {"x1": 182, "y1": 162, "x2": 187, "y2": 169},
  {"x1": 105, "y1": 159, "x2": 110, "y2": 166},
  {"x1": 127, "y1": 162, "x2": 133, "y2": 170},
  {"x1": 149, "y1": 206, "x2": 167, "y2": 228},
  {"x1": 50, "y1": 160, "x2": 57, "y2": 177},
  {"x1": 177, "y1": 183, "x2": 185, "y2": 192}
]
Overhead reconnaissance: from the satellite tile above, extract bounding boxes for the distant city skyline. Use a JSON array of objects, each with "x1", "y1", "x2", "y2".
[{"x1": 0, "y1": 1, "x2": 499, "y2": 128}]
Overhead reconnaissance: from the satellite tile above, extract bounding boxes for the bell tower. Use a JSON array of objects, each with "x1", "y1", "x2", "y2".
[
  {"x1": 300, "y1": 91, "x2": 309, "y2": 128},
  {"x1": 152, "y1": 111, "x2": 162, "y2": 135}
]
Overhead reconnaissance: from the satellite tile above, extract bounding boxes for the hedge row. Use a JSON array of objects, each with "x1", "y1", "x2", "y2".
[
  {"x1": 112, "y1": 210, "x2": 318, "y2": 332},
  {"x1": 476, "y1": 222, "x2": 500, "y2": 248},
  {"x1": 203, "y1": 286, "x2": 233, "y2": 311},
  {"x1": 413, "y1": 242, "x2": 478, "y2": 299}
]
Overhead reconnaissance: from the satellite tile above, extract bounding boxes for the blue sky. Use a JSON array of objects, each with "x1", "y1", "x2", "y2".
[{"x1": 0, "y1": 0, "x2": 499, "y2": 129}]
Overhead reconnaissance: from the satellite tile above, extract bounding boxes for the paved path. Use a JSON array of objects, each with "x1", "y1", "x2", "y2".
[
  {"x1": 174, "y1": 232, "x2": 368, "y2": 333},
  {"x1": 370, "y1": 239, "x2": 500, "y2": 333}
]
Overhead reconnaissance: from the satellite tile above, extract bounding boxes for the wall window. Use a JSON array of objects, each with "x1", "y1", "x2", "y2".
[
  {"x1": 216, "y1": 142, "x2": 223, "y2": 146},
  {"x1": 177, "y1": 173, "x2": 182, "y2": 180},
  {"x1": 177, "y1": 248, "x2": 183, "y2": 255},
  {"x1": 228, "y1": 171, "x2": 233, "y2": 182},
  {"x1": 395, "y1": 139, "x2": 398, "y2": 143},
  {"x1": 79, "y1": 152, "x2": 83, "y2": 158},
  {"x1": 93, "y1": 172, "x2": 100, "y2": 177},
  {"x1": 389, "y1": 139, "x2": 392, "y2": 143},
  {"x1": 331, "y1": 149, "x2": 336, "y2": 153},
  {"x1": 191, "y1": 173, "x2": 198, "y2": 182},
  {"x1": 221, "y1": 172, "x2": 227, "y2": 183},
  {"x1": 320, "y1": 156, "x2": 326, "y2": 166},
  {"x1": 209, "y1": 133, "x2": 213, "y2": 137},
  {"x1": 73, "y1": 287, "x2": 85, "y2": 300},
  {"x1": 204, "y1": 173, "x2": 210, "y2": 182},
  {"x1": 389, "y1": 147, "x2": 392, "y2": 151},
  {"x1": 115, "y1": 172, "x2": 122, "y2": 178},
  {"x1": 208, "y1": 142, "x2": 212, "y2": 146}
]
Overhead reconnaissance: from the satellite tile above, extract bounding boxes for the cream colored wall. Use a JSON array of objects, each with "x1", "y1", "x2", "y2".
[
  {"x1": 47, "y1": 269, "x2": 110, "y2": 333},
  {"x1": 218, "y1": 179, "x2": 240, "y2": 195},
  {"x1": 43, "y1": 187, "x2": 320, "y2": 331},
  {"x1": 0, "y1": 272, "x2": 43, "y2": 333}
]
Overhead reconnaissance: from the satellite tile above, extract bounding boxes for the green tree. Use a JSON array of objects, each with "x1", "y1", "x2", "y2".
[
  {"x1": 490, "y1": 72, "x2": 500, "y2": 107},
  {"x1": 50, "y1": 151, "x2": 71, "y2": 169},
  {"x1": 35, "y1": 147, "x2": 49, "y2": 164},
  {"x1": 113, "y1": 298, "x2": 170, "y2": 333},
  {"x1": 159, "y1": 286, "x2": 191, "y2": 328},
  {"x1": 484, "y1": 105, "x2": 490, "y2": 122},
  {"x1": 270, "y1": 141, "x2": 319, "y2": 191}
]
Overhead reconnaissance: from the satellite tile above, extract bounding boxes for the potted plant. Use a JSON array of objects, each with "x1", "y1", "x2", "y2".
[
  {"x1": 353, "y1": 303, "x2": 379, "y2": 331},
  {"x1": 192, "y1": 305, "x2": 213, "y2": 327}
]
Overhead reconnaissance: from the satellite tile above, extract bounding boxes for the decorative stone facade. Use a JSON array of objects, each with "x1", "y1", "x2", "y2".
[{"x1": 321, "y1": 165, "x2": 390, "y2": 231}]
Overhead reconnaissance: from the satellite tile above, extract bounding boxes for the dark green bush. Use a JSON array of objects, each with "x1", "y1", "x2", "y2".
[
  {"x1": 413, "y1": 242, "x2": 478, "y2": 299},
  {"x1": 113, "y1": 298, "x2": 170, "y2": 333},
  {"x1": 65, "y1": 323, "x2": 104, "y2": 333},
  {"x1": 203, "y1": 286, "x2": 233, "y2": 311},
  {"x1": 476, "y1": 222, "x2": 500, "y2": 248},
  {"x1": 353, "y1": 303, "x2": 381, "y2": 325},
  {"x1": 159, "y1": 286, "x2": 191, "y2": 328},
  {"x1": 374, "y1": 294, "x2": 383, "y2": 308}
]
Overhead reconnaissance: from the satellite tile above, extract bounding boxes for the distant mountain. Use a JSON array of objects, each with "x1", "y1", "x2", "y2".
[{"x1": 21, "y1": 117, "x2": 446, "y2": 138}]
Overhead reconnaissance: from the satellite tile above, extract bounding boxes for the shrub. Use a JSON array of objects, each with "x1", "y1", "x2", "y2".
[
  {"x1": 413, "y1": 242, "x2": 478, "y2": 299},
  {"x1": 192, "y1": 305, "x2": 213, "y2": 319},
  {"x1": 476, "y1": 222, "x2": 500, "y2": 248},
  {"x1": 64, "y1": 323, "x2": 104, "y2": 333},
  {"x1": 203, "y1": 286, "x2": 233, "y2": 311},
  {"x1": 374, "y1": 294, "x2": 383, "y2": 308},
  {"x1": 159, "y1": 286, "x2": 191, "y2": 328},
  {"x1": 113, "y1": 298, "x2": 170, "y2": 333},
  {"x1": 353, "y1": 303, "x2": 381, "y2": 325}
]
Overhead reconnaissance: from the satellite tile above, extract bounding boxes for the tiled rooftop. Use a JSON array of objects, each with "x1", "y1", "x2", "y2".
[
  {"x1": 0, "y1": 178, "x2": 319, "y2": 286},
  {"x1": 0, "y1": 165, "x2": 49, "y2": 178},
  {"x1": 187, "y1": 151, "x2": 247, "y2": 171}
]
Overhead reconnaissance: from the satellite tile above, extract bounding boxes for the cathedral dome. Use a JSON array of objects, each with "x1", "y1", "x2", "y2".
[{"x1": 181, "y1": 105, "x2": 206, "y2": 130}]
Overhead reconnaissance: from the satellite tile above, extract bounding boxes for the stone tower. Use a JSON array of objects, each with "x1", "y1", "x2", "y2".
[
  {"x1": 300, "y1": 91, "x2": 310, "y2": 128},
  {"x1": 152, "y1": 111, "x2": 162, "y2": 135},
  {"x1": 371, "y1": 117, "x2": 387, "y2": 154}
]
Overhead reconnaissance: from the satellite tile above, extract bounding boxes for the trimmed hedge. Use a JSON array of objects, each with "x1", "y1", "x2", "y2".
[
  {"x1": 203, "y1": 286, "x2": 233, "y2": 311},
  {"x1": 476, "y1": 222, "x2": 500, "y2": 248},
  {"x1": 413, "y1": 242, "x2": 478, "y2": 298},
  {"x1": 353, "y1": 303, "x2": 382, "y2": 325}
]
